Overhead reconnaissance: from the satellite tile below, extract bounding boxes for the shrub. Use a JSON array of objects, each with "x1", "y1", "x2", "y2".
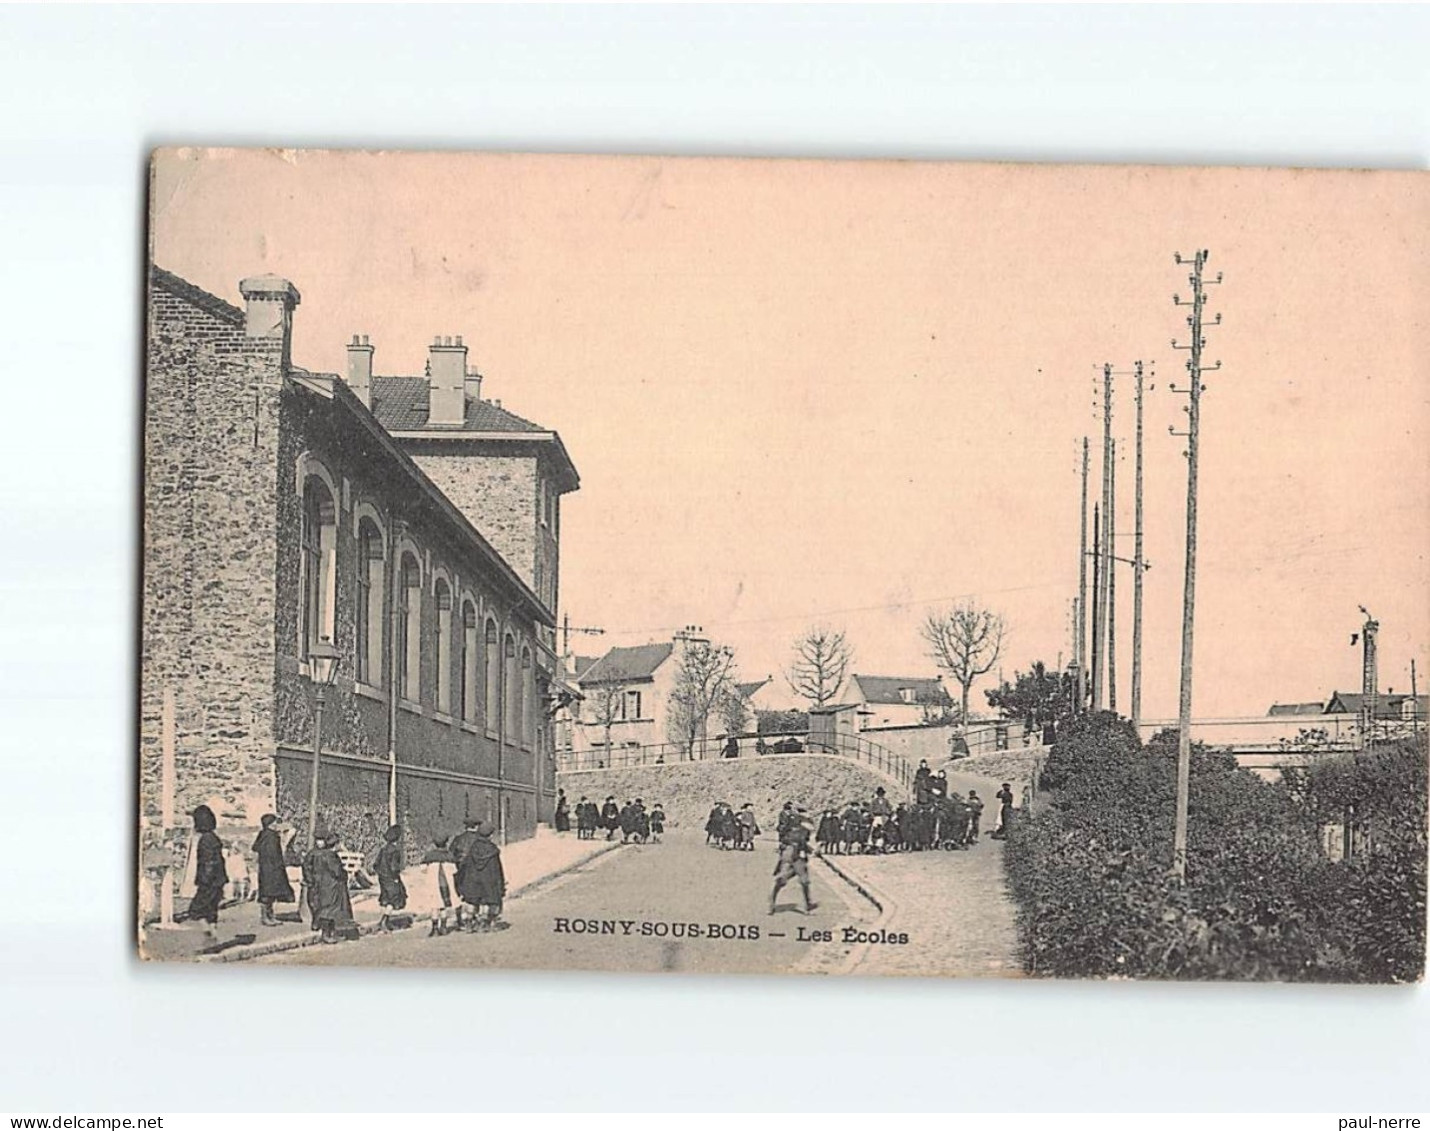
[{"x1": 1004, "y1": 719, "x2": 1426, "y2": 982}]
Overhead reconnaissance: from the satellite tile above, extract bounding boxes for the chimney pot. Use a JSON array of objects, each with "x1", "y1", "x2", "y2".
[
  {"x1": 238, "y1": 275, "x2": 301, "y2": 342},
  {"x1": 427, "y1": 334, "x2": 470, "y2": 426},
  {"x1": 346, "y1": 333, "x2": 375, "y2": 409},
  {"x1": 455, "y1": 335, "x2": 463, "y2": 346}
]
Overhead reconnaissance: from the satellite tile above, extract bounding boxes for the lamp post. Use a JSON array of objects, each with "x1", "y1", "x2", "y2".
[{"x1": 306, "y1": 640, "x2": 341, "y2": 849}]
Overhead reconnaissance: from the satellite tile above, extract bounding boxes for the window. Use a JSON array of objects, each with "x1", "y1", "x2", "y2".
[
  {"x1": 355, "y1": 519, "x2": 385, "y2": 684},
  {"x1": 461, "y1": 602, "x2": 478, "y2": 723},
  {"x1": 300, "y1": 477, "x2": 336, "y2": 657},
  {"x1": 899, "y1": 687, "x2": 916, "y2": 705},
  {"x1": 434, "y1": 578, "x2": 453, "y2": 714},
  {"x1": 503, "y1": 635, "x2": 520, "y2": 738},
  {"x1": 625, "y1": 690, "x2": 642, "y2": 720},
  {"x1": 484, "y1": 620, "x2": 499, "y2": 727},
  {"x1": 522, "y1": 646, "x2": 535, "y2": 747},
  {"x1": 396, "y1": 554, "x2": 421, "y2": 702}
]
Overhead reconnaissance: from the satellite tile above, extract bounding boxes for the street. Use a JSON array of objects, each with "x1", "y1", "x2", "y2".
[{"x1": 263, "y1": 830, "x2": 877, "y2": 975}]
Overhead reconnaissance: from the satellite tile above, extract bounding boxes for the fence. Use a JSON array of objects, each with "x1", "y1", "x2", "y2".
[{"x1": 557, "y1": 730, "x2": 916, "y2": 790}]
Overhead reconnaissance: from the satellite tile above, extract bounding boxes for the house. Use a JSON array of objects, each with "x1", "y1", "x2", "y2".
[
  {"x1": 140, "y1": 267, "x2": 578, "y2": 859},
  {"x1": 571, "y1": 625, "x2": 749, "y2": 758},
  {"x1": 848, "y1": 674, "x2": 956, "y2": 730},
  {"x1": 1324, "y1": 691, "x2": 1428, "y2": 723}
]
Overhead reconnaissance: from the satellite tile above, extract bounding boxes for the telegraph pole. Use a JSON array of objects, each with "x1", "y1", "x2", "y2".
[
  {"x1": 1131, "y1": 360, "x2": 1148, "y2": 729},
  {"x1": 1170, "y1": 250, "x2": 1222, "y2": 880},
  {"x1": 1090, "y1": 503, "x2": 1102, "y2": 710},
  {"x1": 1091, "y1": 363, "x2": 1114, "y2": 710},
  {"x1": 1077, "y1": 436, "x2": 1090, "y2": 712},
  {"x1": 1107, "y1": 437, "x2": 1118, "y2": 714}
]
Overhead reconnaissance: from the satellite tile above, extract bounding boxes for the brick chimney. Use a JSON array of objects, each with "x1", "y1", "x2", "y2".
[
  {"x1": 238, "y1": 275, "x2": 300, "y2": 344},
  {"x1": 428, "y1": 335, "x2": 468, "y2": 426},
  {"x1": 346, "y1": 334, "x2": 374, "y2": 408}
]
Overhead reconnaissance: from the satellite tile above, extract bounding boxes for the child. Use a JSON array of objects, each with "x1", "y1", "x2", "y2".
[
  {"x1": 455, "y1": 820, "x2": 507, "y2": 931},
  {"x1": 374, "y1": 824, "x2": 408, "y2": 932},
  {"x1": 252, "y1": 813, "x2": 295, "y2": 927},
  {"x1": 966, "y1": 790, "x2": 984, "y2": 844},
  {"x1": 303, "y1": 825, "x2": 354, "y2": 944},
  {"x1": 411, "y1": 835, "x2": 457, "y2": 937},
  {"x1": 649, "y1": 803, "x2": 665, "y2": 843},
  {"x1": 187, "y1": 804, "x2": 227, "y2": 941}
]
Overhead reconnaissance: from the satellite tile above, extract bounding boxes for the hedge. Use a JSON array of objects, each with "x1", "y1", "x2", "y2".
[{"x1": 1003, "y1": 713, "x2": 1426, "y2": 983}]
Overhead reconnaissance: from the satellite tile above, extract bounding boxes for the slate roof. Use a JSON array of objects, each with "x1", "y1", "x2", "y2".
[
  {"x1": 577, "y1": 642, "x2": 675, "y2": 685},
  {"x1": 370, "y1": 375, "x2": 546, "y2": 433},
  {"x1": 1325, "y1": 691, "x2": 1429, "y2": 718},
  {"x1": 1268, "y1": 702, "x2": 1327, "y2": 717},
  {"x1": 571, "y1": 654, "x2": 602, "y2": 680},
  {"x1": 737, "y1": 678, "x2": 771, "y2": 699},
  {"x1": 850, "y1": 674, "x2": 953, "y2": 706}
]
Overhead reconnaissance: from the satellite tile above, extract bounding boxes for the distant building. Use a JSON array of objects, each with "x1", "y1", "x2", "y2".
[
  {"x1": 848, "y1": 674, "x2": 955, "y2": 730},
  {"x1": 1267, "y1": 702, "x2": 1326, "y2": 718},
  {"x1": 1324, "y1": 691, "x2": 1428, "y2": 723},
  {"x1": 141, "y1": 267, "x2": 577, "y2": 855}
]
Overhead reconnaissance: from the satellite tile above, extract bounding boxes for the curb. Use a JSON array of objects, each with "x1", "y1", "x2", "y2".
[
  {"x1": 203, "y1": 840, "x2": 626, "y2": 964},
  {"x1": 815, "y1": 854, "x2": 901, "y2": 976}
]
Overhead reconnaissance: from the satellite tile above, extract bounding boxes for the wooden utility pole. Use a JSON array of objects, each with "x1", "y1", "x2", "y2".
[
  {"x1": 1412, "y1": 659, "x2": 1421, "y2": 742},
  {"x1": 1171, "y1": 250, "x2": 1222, "y2": 880},
  {"x1": 1108, "y1": 438, "x2": 1118, "y2": 714},
  {"x1": 1131, "y1": 361, "x2": 1148, "y2": 728},
  {"x1": 1091, "y1": 363, "x2": 1114, "y2": 711},
  {"x1": 1077, "y1": 436, "x2": 1089, "y2": 712},
  {"x1": 1090, "y1": 503, "x2": 1102, "y2": 710}
]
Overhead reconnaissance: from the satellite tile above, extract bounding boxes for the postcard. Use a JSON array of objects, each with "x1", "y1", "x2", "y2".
[{"x1": 138, "y1": 149, "x2": 1427, "y2": 981}]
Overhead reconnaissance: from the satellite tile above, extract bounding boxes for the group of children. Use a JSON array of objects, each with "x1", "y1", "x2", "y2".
[
  {"x1": 813, "y1": 791, "x2": 985, "y2": 854},
  {"x1": 572, "y1": 795, "x2": 666, "y2": 844},
  {"x1": 178, "y1": 805, "x2": 508, "y2": 945},
  {"x1": 704, "y1": 801, "x2": 761, "y2": 850}
]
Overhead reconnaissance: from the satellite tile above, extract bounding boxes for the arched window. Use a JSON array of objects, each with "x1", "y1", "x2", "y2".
[
  {"x1": 396, "y1": 554, "x2": 422, "y2": 703},
  {"x1": 503, "y1": 634, "x2": 519, "y2": 738},
  {"x1": 434, "y1": 578, "x2": 453, "y2": 715},
  {"x1": 521, "y1": 646, "x2": 535, "y2": 748},
  {"x1": 460, "y1": 602, "x2": 478, "y2": 723},
  {"x1": 300, "y1": 477, "x2": 337, "y2": 657},
  {"x1": 355, "y1": 518, "x2": 385, "y2": 685},
  {"x1": 484, "y1": 619, "x2": 499, "y2": 727}
]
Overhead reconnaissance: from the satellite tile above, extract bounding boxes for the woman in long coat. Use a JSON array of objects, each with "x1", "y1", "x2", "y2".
[
  {"x1": 188, "y1": 804, "x2": 227, "y2": 938},
  {"x1": 252, "y1": 813, "x2": 294, "y2": 926},
  {"x1": 303, "y1": 827, "x2": 354, "y2": 944},
  {"x1": 554, "y1": 790, "x2": 571, "y2": 833}
]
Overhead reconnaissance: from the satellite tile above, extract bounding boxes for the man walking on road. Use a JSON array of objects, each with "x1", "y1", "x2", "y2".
[{"x1": 769, "y1": 808, "x2": 819, "y2": 916}]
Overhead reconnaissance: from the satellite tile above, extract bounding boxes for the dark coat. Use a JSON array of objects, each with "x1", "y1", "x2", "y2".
[
  {"x1": 375, "y1": 842, "x2": 408, "y2": 910},
  {"x1": 303, "y1": 845, "x2": 353, "y2": 926},
  {"x1": 455, "y1": 833, "x2": 506, "y2": 906},
  {"x1": 188, "y1": 830, "x2": 228, "y2": 922},
  {"x1": 601, "y1": 801, "x2": 620, "y2": 830},
  {"x1": 554, "y1": 795, "x2": 571, "y2": 832},
  {"x1": 252, "y1": 827, "x2": 295, "y2": 903}
]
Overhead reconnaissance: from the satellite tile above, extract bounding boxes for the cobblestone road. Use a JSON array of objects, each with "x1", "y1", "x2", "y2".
[
  {"x1": 262, "y1": 830, "x2": 875, "y2": 975},
  {"x1": 829, "y1": 771, "x2": 1022, "y2": 979}
]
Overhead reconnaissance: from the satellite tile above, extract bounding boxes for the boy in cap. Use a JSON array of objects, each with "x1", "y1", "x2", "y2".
[{"x1": 769, "y1": 807, "x2": 819, "y2": 916}]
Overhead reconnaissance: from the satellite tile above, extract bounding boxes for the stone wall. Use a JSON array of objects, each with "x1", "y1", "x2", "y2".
[
  {"x1": 140, "y1": 273, "x2": 285, "y2": 828},
  {"x1": 412, "y1": 450, "x2": 538, "y2": 592},
  {"x1": 557, "y1": 752, "x2": 905, "y2": 831}
]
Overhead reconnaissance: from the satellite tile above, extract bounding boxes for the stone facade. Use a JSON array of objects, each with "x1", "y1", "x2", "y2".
[
  {"x1": 140, "y1": 271, "x2": 287, "y2": 828},
  {"x1": 141, "y1": 268, "x2": 568, "y2": 865}
]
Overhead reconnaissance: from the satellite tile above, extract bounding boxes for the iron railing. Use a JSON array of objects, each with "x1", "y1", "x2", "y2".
[{"x1": 557, "y1": 730, "x2": 916, "y2": 790}]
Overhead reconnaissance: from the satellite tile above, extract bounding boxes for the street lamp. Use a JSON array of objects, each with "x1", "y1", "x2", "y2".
[{"x1": 306, "y1": 639, "x2": 341, "y2": 849}]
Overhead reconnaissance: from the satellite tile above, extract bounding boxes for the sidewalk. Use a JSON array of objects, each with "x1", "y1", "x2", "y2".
[{"x1": 139, "y1": 827, "x2": 622, "y2": 964}]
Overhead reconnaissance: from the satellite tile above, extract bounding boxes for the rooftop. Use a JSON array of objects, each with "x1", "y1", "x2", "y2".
[
  {"x1": 577, "y1": 642, "x2": 675, "y2": 685},
  {"x1": 850, "y1": 674, "x2": 953, "y2": 706}
]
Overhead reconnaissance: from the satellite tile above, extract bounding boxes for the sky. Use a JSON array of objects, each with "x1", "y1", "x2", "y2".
[{"x1": 150, "y1": 149, "x2": 1428, "y2": 720}]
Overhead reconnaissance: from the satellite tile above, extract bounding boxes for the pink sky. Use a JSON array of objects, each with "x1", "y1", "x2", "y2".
[{"x1": 151, "y1": 150, "x2": 1428, "y2": 719}]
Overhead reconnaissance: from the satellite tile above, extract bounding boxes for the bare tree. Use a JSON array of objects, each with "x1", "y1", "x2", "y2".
[
  {"x1": 718, "y1": 684, "x2": 750, "y2": 737},
  {"x1": 667, "y1": 639, "x2": 738, "y2": 759},
  {"x1": 586, "y1": 680, "x2": 628, "y2": 759},
  {"x1": 785, "y1": 625, "x2": 853, "y2": 708},
  {"x1": 921, "y1": 602, "x2": 1006, "y2": 725}
]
